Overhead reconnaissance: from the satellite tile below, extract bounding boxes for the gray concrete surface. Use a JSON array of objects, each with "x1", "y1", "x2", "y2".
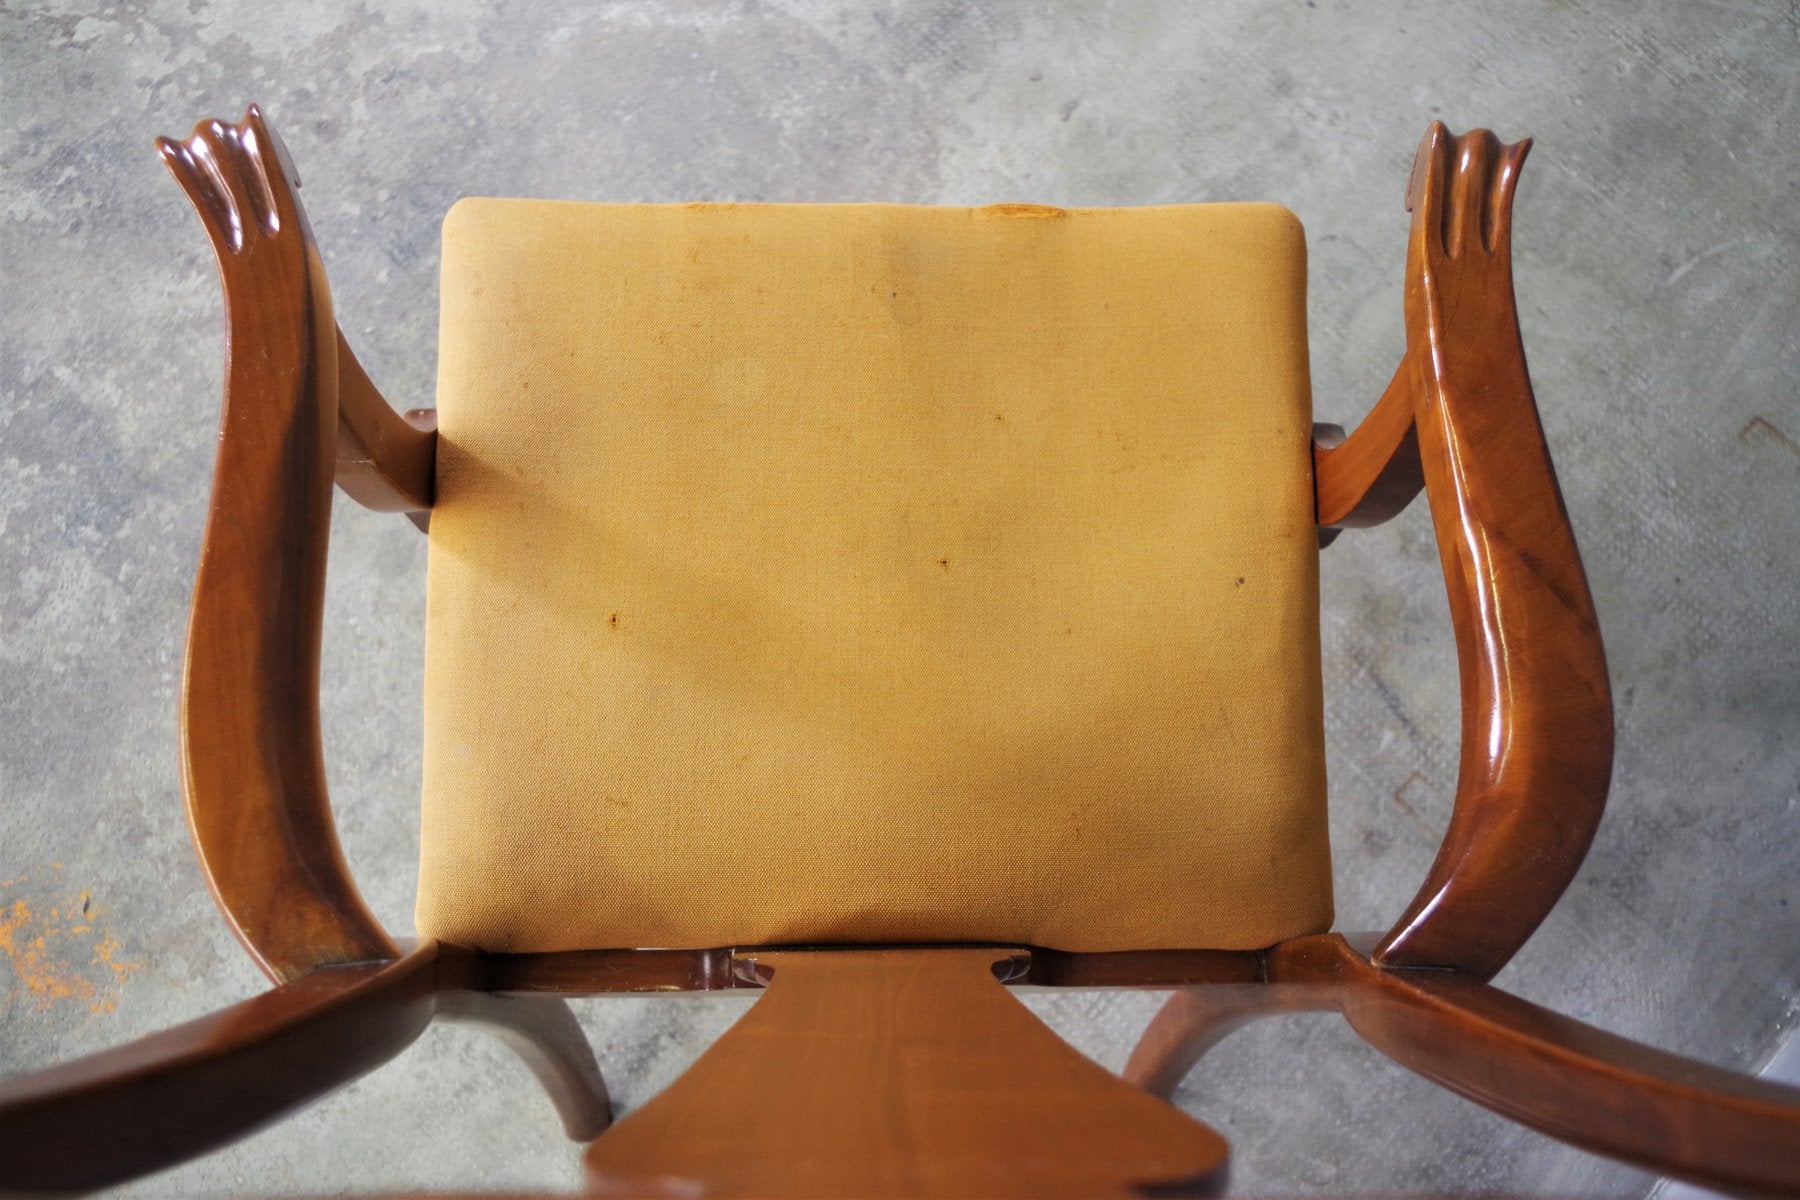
[{"x1": 2, "y1": 1, "x2": 1797, "y2": 1194}]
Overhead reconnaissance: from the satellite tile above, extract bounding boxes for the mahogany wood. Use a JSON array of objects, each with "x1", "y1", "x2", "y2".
[
  {"x1": 159, "y1": 107, "x2": 439, "y2": 986},
  {"x1": 1123, "y1": 983, "x2": 1331, "y2": 1098},
  {"x1": 1313, "y1": 355, "x2": 1425, "y2": 529},
  {"x1": 1312, "y1": 126, "x2": 1611, "y2": 981},
  {"x1": 582, "y1": 949, "x2": 1230, "y2": 1198},
  {"x1": 436, "y1": 989, "x2": 612, "y2": 1140},
  {"x1": 482, "y1": 946, "x2": 743, "y2": 995},
  {"x1": 1130, "y1": 935, "x2": 1800, "y2": 1194},
  {"x1": 0, "y1": 943, "x2": 442, "y2": 1195},
  {"x1": 334, "y1": 327, "x2": 435, "y2": 515},
  {"x1": 1371, "y1": 124, "x2": 1613, "y2": 979},
  {"x1": 5, "y1": 110, "x2": 1774, "y2": 1196},
  {"x1": 1290, "y1": 936, "x2": 1800, "y2": 1196},
  {"x1": 481, "y1": 943, "x2": 1264, "y2": 996},
  {"x1": 159, "y1": 108, "x2": 399, "y2": 982}
]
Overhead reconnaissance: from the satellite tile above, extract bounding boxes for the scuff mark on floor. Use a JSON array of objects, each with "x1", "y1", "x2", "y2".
[{"x1": 1739, "y1": 415, "x2": 1799, "y2": 457}]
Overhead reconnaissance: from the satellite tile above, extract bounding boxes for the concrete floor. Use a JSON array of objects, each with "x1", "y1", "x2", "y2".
[{"x1": 2, "y1": 1, "x2": 1797, "y2": 1194}]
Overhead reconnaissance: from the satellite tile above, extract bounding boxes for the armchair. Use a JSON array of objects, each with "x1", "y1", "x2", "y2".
[{"x1": 0, "y1": 106, "x2": 1794, "y2": 1197}]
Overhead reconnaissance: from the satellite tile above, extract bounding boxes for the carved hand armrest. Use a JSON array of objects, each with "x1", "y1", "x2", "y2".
[
  {"x1": 157, "y1": 108, "x2": 418, "y2": 980},
  {"x1": 1371, "y1": 125, "x2": 1614, "y2": 979}
]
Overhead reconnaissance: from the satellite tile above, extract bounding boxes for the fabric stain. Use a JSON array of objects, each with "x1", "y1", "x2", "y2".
[{"x1": 981, "y1": 204, "x2": 1067, "y2": 219}]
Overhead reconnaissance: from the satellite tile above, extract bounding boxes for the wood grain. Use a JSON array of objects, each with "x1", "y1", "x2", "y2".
[
  {"x1": 583, "y1": 948, "x2": 1230, "y2": 1198},
  {"x1": 1372, "y1": 124, "x2": 1613, "y2": 980},
  {"x1": 481, "y1": 943, "x2": 1264, "y2": 996},
  {"x1": 334, "y1": 327, "x2": 435, "y2": 516},
  {"x1": 0, "y1": 943, "x2": 442, "y2": 1195},
  {"x1": 1283, "y1": 936, "x2": 1800, "y2": 1196},
  {"x1": 436, "y1": 986, "x2": 612, "y2": 1141},
  {"x1": 1130, "y1": 935, "x2": 1800, "y2": 1194},
  {"x1": 1313, "y1": 354, "x2": 1425, "y2": 529},
  {"x1": 15, "y1": 111, "x2": 1760, "y2": 1199},
  {"x1": 160, "y1": 107, "x2": 399, "y2": 982},
  {"x1": 1123, "y1": 983, "x2": 1332, "y2": 1099}
]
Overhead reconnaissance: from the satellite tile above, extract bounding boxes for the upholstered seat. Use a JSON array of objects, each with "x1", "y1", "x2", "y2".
[
  {"x1": 417, "y1": 199, "x2": 1331, "y2": 953},
  {"x1": 8, "y1": 110, "x2": 1797, "y2": 1198}
]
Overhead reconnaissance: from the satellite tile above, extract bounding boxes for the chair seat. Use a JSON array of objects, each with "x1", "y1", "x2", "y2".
[
  {"x1": 582, "y1": 948, "x2": 1229, "y2": 1198},
  {"x1": 417, "y1": 199, "x2": 1331, "y2": 953}
]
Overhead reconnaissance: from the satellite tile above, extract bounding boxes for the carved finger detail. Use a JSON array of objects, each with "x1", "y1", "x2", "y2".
[
  {"x1": 1407, "y1": 121, "x2": 1532, "y2": 265},
  {"x1": 1380, "y1": 124, "x2": 1613, "y2": 979},
  {"x1": 156, "y1": 105, "x2": 303, "y2": 260},
  {"x1": 158, "y1": 106, "x2": 397, "y2": 981}
]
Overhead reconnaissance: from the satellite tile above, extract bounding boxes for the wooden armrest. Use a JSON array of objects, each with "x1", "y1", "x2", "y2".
[
  {"x1": 1129, "y1": 936, "x2": 1800, "y2": 1194},
  {"x1": 159, "y1": 107, "x2": 399, "y2": 980},
  {"x1": 0, "y1": 945, "x2": 441, "y2": 1195},
  {"x1": 1277, "y1": 935, "x2": 1800, "y2": 1196},
  {"x1": 1373, "y1": 124, "x2": 1613, "y2": 980}
]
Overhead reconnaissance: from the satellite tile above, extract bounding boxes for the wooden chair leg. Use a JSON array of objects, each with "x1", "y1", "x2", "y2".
[
  {"x1": 1124, "y1": 985, "x2": 1331, "y2": 1099},
  {"x1": 438, "y1": 991, "x2": 612, "y2": 1141},
  {"x1": 0, "y1": 943, "x2": 441, "y2": 1195}
]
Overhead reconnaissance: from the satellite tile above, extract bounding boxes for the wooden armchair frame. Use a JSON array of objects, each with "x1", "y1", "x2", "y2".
[{"x1": 1, "y1": 108, "x2": 1795, "y2": 1197}]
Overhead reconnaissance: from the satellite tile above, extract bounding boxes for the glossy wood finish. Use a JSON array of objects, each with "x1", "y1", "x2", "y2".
[
  {"x1": 1298, "y1": 936, "x2": 1800, "y2": 1196},
  {"x1": 334, "y1": 327, "x2": 435, "y2": 515},
  {"x1": 1130, "y1": 935, "x2": 1800, "y2": 1195},
  {"x1": 159, "y1": 108, "x2": 399, "y2": 982},
  {"x1": 1313, "y1": 355, "x2": 1425, "y2": 529},
  {"x1": 483, "y1": 946, "x2": 745, "y2": 995},
  {"x1": 1372, "y1": 124, "x2": 1613, "y2": 979},
  {"x1": 0, "y1": 940, "x2": 615, "y2": 1192},
  {"x1": 5, "y1": 111, "x2": 1778, "y2": 1196},
  {"x1": 1124, "y1": 983, "x2": 1332, "y2": 1099},
  {"x1": 583, "y1": 949, "x2": 1230, "y2": 1198},
  {"x1": 482, "y1": 943, "x2": 1265, "y2": 996},
  {"x1": 146, "y1": 109, "x2": 616, "y2": 1181},
  {"x1": 1312, "y1": 127, "x2": 1611, "y2": 979},
  {"x1": 0, "y1": 942, "x2": 442, "y2": 1195},
  {"x1": 436, "y1": 989, "x2": 612, "y2": 1141}
]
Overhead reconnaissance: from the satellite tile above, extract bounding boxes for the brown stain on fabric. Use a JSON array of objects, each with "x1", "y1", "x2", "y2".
[
  {"x1": 981, "y1": 204, "x2": 1068, "y2": 219},
  {"x1": 0, "y1": 875, "x2": 144, "y2": 1013}
]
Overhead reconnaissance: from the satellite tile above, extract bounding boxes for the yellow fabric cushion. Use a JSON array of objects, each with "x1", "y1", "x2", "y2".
[{"x1": 416, "y1": 199, "x2": 1330, "y2": 953}]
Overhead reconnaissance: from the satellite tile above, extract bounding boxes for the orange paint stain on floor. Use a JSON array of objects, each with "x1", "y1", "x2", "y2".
[{"x1": 0, "y1": 875, "x2": 144, "y2": 1014}]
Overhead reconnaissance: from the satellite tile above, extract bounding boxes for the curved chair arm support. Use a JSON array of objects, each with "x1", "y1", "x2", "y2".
[
  {"x1": 334, "y1": 327, "x2": 436, "y2": 517},
  {"x1": 1287, "y1": 936, "x2": 1800, "y2": 1196},
  {"x1": 1374, "y1": 124, "x2": 1613, "y2": 980},
  {"x1": 1128, "y1": 936, "x2": 1800, "y2": 1193},
  {"x1": 1313, "y1": 352, "x2": 1425, "y2": 529},
  {"x1": 1123, "y1": 982, "x2": 1333, "y2": 1098},
  {"x1": 438, "y1": 988, "x2": 613, "y2": 1141},
  {"x1": 0, "y1": 942, "x2": 442, "y2": 1195},
  {"x1": 160, "y1": 107, "x2": 400, "y2": 981}
]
